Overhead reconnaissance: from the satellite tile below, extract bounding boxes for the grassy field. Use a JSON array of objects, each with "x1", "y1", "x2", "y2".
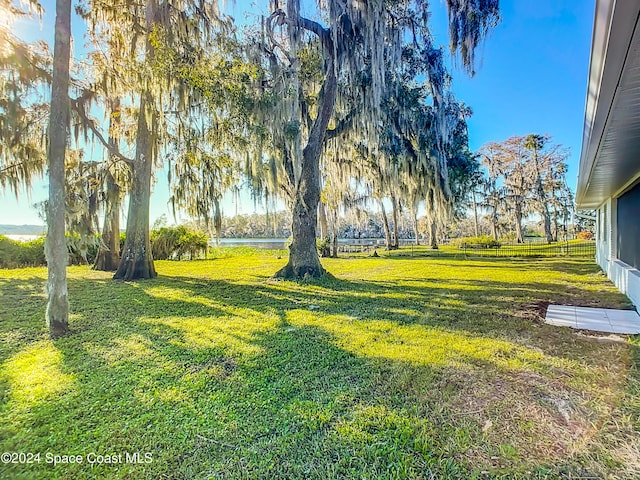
[
  {"x1": 337, "y1": 240, "x2": 596, "y2": 259},
  {"x1": 0, "y1": 252, "x2": 638, "y2": 479}
]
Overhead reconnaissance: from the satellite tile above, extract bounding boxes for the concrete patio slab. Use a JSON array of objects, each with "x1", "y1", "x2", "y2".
[
  {"x1": 545, "y1": 305, "x2": 640, "y2": 334},
  {"x1": 545, "y1": 305, "x2": 577, "y2": 327}
]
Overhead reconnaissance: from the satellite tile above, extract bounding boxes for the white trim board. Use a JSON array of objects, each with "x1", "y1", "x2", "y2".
[{"x1": 545, "y1": 305, "x2": 640, "y2": 334}]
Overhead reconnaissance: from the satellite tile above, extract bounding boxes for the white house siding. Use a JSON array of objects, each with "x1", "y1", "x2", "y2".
[
  {"x1": 596, "y1": 199, "x2": 613, "y2": 270},
  {"x1": 596, "y1": 196, "x2": 640, "y2": 309}
]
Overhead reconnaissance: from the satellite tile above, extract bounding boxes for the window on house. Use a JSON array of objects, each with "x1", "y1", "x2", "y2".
[
  {"x1": 601, "y1": 204, "x2": 607, "y2": 242},
  {"x1": 617, "y1": 183, "x2": 640, "y2": 269}
]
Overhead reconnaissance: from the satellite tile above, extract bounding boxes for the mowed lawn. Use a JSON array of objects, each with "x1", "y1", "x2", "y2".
[{"x1": 1, "y1": 253, "x2": 639, "y2": 479}]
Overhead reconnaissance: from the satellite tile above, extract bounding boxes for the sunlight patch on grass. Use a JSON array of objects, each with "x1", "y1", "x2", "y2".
[
  {"x1": 288, "y1": 310, "x2": 570, "y2": 375},
  {"x1": 384, "y1": 307, "x2": 423, "y2": 317},
  {"x1": 1, "y1": 341, "x2": 75, "y2": 410},
  {"x1": 0, "y1": 256, "x2": 636, "y2": 478},
  {"x1": 85, "y1": 334, "x2": 160, "y2": 366},
  {"x1": 140, "y1": 315, "x2": 273, "y2": 356},
  {"x1": 334, "y1": 404, "x2": 421, "y2": 447},
  {"x1": 135, "y1": 385, "x2": 191, "y2": 406},
  {"x1": 144, "y1": 285, "x2": 222, "y2": 309}
]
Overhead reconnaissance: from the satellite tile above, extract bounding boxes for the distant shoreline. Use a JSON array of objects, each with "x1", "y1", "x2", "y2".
[
  {"x1": 3, "y1": 234, "x2": 43, "y2": 242},
  {"x1": 0, "y1": 225, "x2": 46, "y2": 236}
]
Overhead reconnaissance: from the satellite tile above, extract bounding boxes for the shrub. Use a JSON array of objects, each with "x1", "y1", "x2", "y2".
[
  {"x1": 0, "y1": 226, "x2": 208, "y2": 268},
  {"x1": 18, "y1": 237, "x2": 46, "y2": 266},
  {"x1": 177, "y1": 229, "x2": 208, "y2": 259},
  {"x1": 317, "y1": 237, "x2": 331, "y2": 257},
  {"x1": 451, "y1": 235, "x2": 501, "y2": 249},
  {"x1": 151, "y1": 226, "x2": 208, "y2": 260},
  {"x1": 0, "y1": 233, "x2": 103, "y2": 269},
  {"x1": 577, "y1": 231, "x2": 594, "y2": 240},
  {"x1": 0, "y1": 235, "x2": 23, "y2": 268},
  {"x1": 0, "y1": 235, "x2": 46, "y2": 268}
]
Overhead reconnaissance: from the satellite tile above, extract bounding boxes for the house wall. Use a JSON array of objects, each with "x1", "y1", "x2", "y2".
[
  {"x1": 596, "y1": 195, "x2": 640, "y2": 309},
  {"x1": 617, "y1": 182, "x2": 640, "y2": 269}
]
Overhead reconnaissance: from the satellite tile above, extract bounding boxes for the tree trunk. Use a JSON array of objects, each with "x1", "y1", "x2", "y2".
[
  {"x1": 94, "y1": 169, "x2": 121, "y2": 270},
  {"x1": 550, "y1": 165, "x2": 558, "y2": 241},
  {"x1": 213, "y1": 197, "x2": 222, "y2": 245},
  {"x1": 114, "y1": 3, "x2": 157, "y2": 280},
  {"x1": 318, "y1": 201, "x2": 328, "y2": 241},
  {"x1": 113, "y1": 94, "x2": 157, "y2": 280},
  {"x1": 491, "y1": 206, "x2": 499, "y2": 241},
  {"x1": 472, "y1": 191, "x2": 479, "y2": 237},
  {"x1": 276, "y1": 158, "x2": 325, "y2": 278},
  {"x1": 391, "y1": 194, "x2": 400, "y2": 249},
  {"x1": 539, "y1": 201, "x2": 553, "y2": 243},
  {"x1": 94, "y1": 100, "x2": 122, "y2": 271},
  {"x1": 379, "y1": 199, "x2": 393, "y2": 249},
  {"x1": 411, "y1": 206, "x2": 419, "y2": 245},
  {"x1": 275, "y1": 12, "x2": 338, "y2": 279},
  {"x1": 430, "y1": 220, "x2": 438, "y2": 249},
  {"x1": 532, "y1": 146, "x2": 553, "y2": 243},
  {"x1": 46, "y1": 0, "x2": 71, "y2": 338},
  {"x1": 331, "y1": 229, "x2": 338, "y2": 258},
  {"x1": 514, "y1": 200, "x2": 524, "y2": 243},
  {"x1": 551, "y1": 187, "x2": 559, "y2": 242}
]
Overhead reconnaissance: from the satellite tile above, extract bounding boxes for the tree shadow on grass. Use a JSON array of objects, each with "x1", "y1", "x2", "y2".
[
  {"x1": 0, "y1": 312, "x2": 476, "y2": 478},
  {"x1": 378, "y1": 254, "x2": 602, "y2": 274},
  {"x1": 0, "y1": 276, "x2": 49, "y2": 359},
  {"x1": 156, "y1": 272, "x2": 628, "y2": 363},
  {"x1": 0, "y1": 314, "x2": 601, "y2": 479},
  {"x1": 0, "y1": 263, "x2": 630, "y2": 377},
  {"x1": 0, "y1": 270, "x2": 635, "y2": 479}
]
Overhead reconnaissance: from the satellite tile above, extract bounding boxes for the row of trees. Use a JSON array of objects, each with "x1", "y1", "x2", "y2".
[
  {"x1": 474, "y1": 134, "x2": 574, "y2": 243},
  {"x1": 1, "y1": 0, "x2": 500, "y2": 336}
]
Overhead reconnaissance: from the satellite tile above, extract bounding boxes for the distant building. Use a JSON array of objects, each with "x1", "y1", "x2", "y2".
[{"x1": 577, "y1": 0, "x2": 640, "y2": 308}]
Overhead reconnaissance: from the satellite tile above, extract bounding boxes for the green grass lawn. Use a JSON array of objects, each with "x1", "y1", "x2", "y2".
[
  {"x1": 0, "y1": 253, "x2": 638, "y2": 479},
  {"x1": 344, "y1": 240, "x2": 596, "y2": 259}
]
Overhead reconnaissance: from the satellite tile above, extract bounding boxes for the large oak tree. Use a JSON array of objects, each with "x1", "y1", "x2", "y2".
[{"x1": 256, "y1": 0, "x2": 499, "y2": 279}]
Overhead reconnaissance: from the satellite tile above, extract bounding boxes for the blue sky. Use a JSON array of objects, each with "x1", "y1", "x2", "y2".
[{"x1": 0, "y1": 0, "x2": 595, "y2": 226}]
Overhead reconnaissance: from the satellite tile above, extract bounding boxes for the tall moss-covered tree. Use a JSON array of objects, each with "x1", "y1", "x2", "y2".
[
  {"x1": 93, "y1": 99, "x2": 128, "y2": 270},
  {"x1": 253, "y1": 0, "x2": 498, "y2": 279},
  {"x1": 478, "y1": 135, "x2": 573, "y2": 242},
  {"x1": 524, "y1": 134, "x2": 553, "y2": 243},
  {"x1": 0, "y1": 0, "x2": 49, "y2": 194},
  {"x1": 479, "y1": 144, "x2": 505, "y2": 240},
  {"x1": 76, "y1": 0, "x2": 226, "y2": 280},
  {"x1": 46, "y1": 0, "x2": 71, "y2": 337},
  {"x1": 153, "y1": 32, "x2": 256, "y2": 241},
  {"x1": 484, "y1": 137, "x2": 531, "y2": 243},
  {"x1": 546, "y1": 155, "x2": 573, "y2": 240}
]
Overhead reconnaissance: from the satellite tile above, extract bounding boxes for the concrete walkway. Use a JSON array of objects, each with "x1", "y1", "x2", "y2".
[{"x1": 545, "y1": 305, "x2": 640, "y2": 334}]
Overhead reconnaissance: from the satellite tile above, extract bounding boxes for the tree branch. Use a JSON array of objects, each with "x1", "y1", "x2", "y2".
[
  {"x1": 294, "y1": 15, "x2": 332, "y2": 50},
  {"x1": 0, "y1": 160, "x2": 39, "y2": 176},
  {"x1": 70, "y1": 96, "x2": 133, "y2": 165},
  {"x1": 326, "y1": 109, "x2": 356, "y2": 140}
]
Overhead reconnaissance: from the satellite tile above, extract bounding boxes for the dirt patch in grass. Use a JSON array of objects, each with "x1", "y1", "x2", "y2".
[{"x1": 517, "y1": 300, "x2": 551, "y2": 322}]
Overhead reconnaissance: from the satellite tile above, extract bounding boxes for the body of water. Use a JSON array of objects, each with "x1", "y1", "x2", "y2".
[
  {"x1": 212, "y1": 238, "x2": 289, "y2": 250},
  {"x1": 4, "y1": 235, "x2": 398, "y2": 249},
  {"x1": 4, "y1": 234, "x2": 43, "y2": 242},
  {"x1": 211, "y1": 238, "x2": 392, "y2": 250}
]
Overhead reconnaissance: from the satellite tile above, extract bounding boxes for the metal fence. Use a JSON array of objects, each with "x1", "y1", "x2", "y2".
[
  {"x1": 453, "y1": 240, "x2": 596, "y2": 258},
  {"x1": 383, "y1": 239, "x2": 597, "y2": 259}
]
